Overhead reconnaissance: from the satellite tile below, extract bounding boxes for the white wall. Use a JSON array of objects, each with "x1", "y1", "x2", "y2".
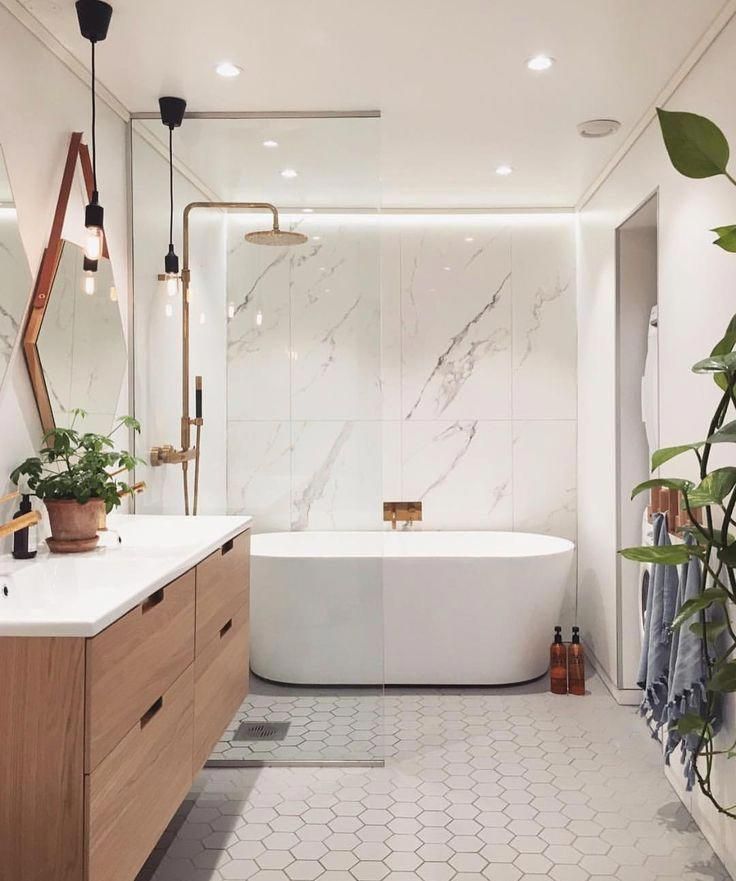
[
  {"x1": 578, "y1": 16, "x2": 736, "y2": 875},
  {"x1": 0, "y1": 6, "x2": 130, "y2": 550}
]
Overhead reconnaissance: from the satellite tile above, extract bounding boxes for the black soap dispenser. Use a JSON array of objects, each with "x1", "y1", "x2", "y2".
[{"x1": 12, "y1": 494, "x2": 37, "y2": 560}]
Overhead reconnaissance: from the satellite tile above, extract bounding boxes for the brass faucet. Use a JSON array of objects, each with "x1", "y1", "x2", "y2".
[
  {"x1": 0, "y1": 491, "x2": 41, "y2": 541},
  {"x1": 383, "y1": 501, "x2": 423, "y2": 530}
]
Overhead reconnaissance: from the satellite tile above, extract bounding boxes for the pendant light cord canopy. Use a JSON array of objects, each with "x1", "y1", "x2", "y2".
[
  {"x1": 159, "y1": 96, "x2": 187, "y2": 278},
  {"x1": 76, "y1": 0, "x2": 112, "y2": 267}
]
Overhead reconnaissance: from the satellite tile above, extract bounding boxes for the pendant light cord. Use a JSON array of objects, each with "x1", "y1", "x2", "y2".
[
  {"x1": 91, "y1": 40, "x2": 97, "y2": 193},
  {"x1": 169, "y1": 126, "x2": 174, "y2": 249}
]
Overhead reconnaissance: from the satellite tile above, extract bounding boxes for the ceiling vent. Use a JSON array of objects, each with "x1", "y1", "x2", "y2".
[{"x1": 577, "y1": 118, "x2": 621, "y2": 138}]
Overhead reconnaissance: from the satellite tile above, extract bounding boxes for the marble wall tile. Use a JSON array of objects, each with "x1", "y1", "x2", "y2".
[
  {"x1": 290, "y1": 218, "x2": 381, "y2": 421},
  {"x1": 291, "y1": 420, "x2": 383, "y2": 531},
  {"x1": 400, "y1": 225, "x2": 512, "y2": 421},
  {"x1": 225, "y1": 215, "x2": 577, "y2": 543},
  {"x1": 512, "y1": 419, "x2": 577, "y2": 540},
  {"x1": 402, "y1": 420, "x2": 513, "y2": 530},
  {"x1": 227, "y1": 220, "x2": 291, "y2": 421},
  {"x1": 227, "y1": 420, "x2": 291, "y2": 531},
  {"x1": 512, "y1": 218, "x2": 577, "y2": 420}
]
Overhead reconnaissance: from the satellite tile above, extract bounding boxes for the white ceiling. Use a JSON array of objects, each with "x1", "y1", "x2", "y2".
[{"x1": 15, "y1": 0, "x2": 731, "y2": 207}]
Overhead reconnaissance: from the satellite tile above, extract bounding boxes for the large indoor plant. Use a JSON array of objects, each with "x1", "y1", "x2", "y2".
[
  {"x1": 11, "y1": 409, "x2": 141, "y2": 553},
  {"x1": 620, "y1": 108, "x2": 736, "y2": 816}
]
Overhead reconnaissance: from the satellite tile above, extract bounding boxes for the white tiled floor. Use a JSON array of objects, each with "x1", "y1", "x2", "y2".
[{"x1": 139, "y1": 674, "x2": 730, "y2": 881}]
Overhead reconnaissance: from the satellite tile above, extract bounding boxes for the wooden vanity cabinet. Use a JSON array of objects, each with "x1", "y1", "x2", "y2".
[{"x1": 0, "y1": 529, "x2": 250, "y2": 881}]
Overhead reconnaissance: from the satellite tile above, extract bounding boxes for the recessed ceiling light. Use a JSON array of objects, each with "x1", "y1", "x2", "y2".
[
  {"x1": 495, "y1": 164, "x2": 513, "y2": 176},
  {"x1": 464, "y1": 236, "x2": 475, "y2": 243},
  {"x1": 577, "y1": 118, "x2": 621, "y2": 138},
  {"x1": 262, "y1": 139, "x2": 279, "y2": 148},
  {"x1": 302, "y1": 208, "x2": 314, "y2": 213},
  {"x1": 215, "y1": 61, "x2": 242, "y2": 78},
  {"x1": 281, "y1": 168, "x2": 298, "y2": 179},
  {"x1": 527, "y1": 54, "x2": 554, "y2": 71}
]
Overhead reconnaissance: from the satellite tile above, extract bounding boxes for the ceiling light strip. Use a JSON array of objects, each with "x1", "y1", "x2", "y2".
[{"x1": 576, "y1": 0, "x2": 736, "y2": 211}]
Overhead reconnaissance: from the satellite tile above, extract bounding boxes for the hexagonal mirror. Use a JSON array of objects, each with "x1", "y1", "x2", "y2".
[
  {"x1": 36, "y1": 240, "x2": 126, "y2": 435},
  {"x1": 0, "y1": 145, "x2": 32, "y2": 392}
]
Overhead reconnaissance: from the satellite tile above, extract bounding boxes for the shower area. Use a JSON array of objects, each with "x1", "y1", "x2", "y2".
[{"x1": 130, "y1": 112, "x2": 385, "y2": 764}]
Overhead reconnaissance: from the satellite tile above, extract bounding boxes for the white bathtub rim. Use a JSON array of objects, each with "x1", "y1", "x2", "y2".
[{"x1": 251, "y1": 530, "x2": 575, "y2": 560}]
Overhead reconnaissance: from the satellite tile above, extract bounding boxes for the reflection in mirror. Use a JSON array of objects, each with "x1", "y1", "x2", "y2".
[
  {"x1": 36, "y1": 240, "x2": 126, "y2": 434},
  {"x1": 0, "y1": 146, "x2": 32, "y2": 391}
]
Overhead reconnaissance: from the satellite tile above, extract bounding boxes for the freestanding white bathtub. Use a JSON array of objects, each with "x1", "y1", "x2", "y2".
[{"x1": 251, "y1": 531, "x2": 575, "y2": 686}]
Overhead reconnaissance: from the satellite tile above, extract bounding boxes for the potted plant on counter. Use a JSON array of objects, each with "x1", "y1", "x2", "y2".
[{"x1": 11, "y1": 409, "x2": 142, "y2": 553}]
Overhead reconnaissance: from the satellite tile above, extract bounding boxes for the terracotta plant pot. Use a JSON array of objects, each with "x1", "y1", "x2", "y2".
[{"x1": 44, "y1": 498, "x2": 105, "y2": 553}]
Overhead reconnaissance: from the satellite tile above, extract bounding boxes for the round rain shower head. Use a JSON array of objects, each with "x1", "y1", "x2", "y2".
[{"x1": 244, "y1": 228, "x2": 309, "y2": 246}]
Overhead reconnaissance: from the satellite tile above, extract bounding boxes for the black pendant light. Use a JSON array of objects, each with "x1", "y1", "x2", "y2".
[
  {"x1": 76, "y1": 0, "x2": 112, "y2": 264},
  {"x1": 159, "y1": 96, "x2": 187, "y2": 296}
]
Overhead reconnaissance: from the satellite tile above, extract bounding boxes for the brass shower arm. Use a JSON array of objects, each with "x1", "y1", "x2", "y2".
[{"x1": 182, "y1": 201, "x2": 280, "y2": 272}]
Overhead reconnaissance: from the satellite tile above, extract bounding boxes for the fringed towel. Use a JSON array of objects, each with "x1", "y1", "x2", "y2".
[
  {"x1": 637, "y1": 513, "x2": 680, "y2": 732},
  {"x1": 664, "y1": 533, "x2": 724, "y2": 790}
]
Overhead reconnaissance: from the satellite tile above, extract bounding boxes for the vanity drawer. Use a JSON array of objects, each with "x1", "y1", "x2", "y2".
[
  {"x1": 195, "y1": 530, "x2": 250, "y2": 652},
  {"x1": 86, "y1": 665, "x2": 194, "y2": 881},
  {"x1": 85, "y1": 569, "x2": 195, "y2": 771},
  {"x1": 193, "y1": 602, "x2": 249, "y2": 770}
]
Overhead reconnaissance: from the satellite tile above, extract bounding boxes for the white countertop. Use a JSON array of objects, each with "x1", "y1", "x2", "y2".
[{"x1": 0, "y1": 514, "x2": 252, "y2": 638}]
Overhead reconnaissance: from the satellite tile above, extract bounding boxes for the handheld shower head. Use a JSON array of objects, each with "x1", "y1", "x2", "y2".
[{"x1": 245, "y1": 228, "x2": 309, "y2": 246}]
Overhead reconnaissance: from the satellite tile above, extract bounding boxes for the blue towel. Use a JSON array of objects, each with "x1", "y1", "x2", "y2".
[
  {"x1": 665, "y1": 534, "x2": 724, "y2": 789},
  {"x1": 637, "y1": 513, "x2": 680, "y2": 731}
]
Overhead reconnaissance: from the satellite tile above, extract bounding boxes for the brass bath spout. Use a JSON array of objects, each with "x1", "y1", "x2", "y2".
[{"x1": 383, "y1": 501, "x2": 423, "y2": 530}]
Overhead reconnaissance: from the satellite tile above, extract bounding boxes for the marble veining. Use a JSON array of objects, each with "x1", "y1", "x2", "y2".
[
  {"x1": 291, "y1": 422, "x2": 353, "y2": 531},
  {"x1": 517, "y1": 274, "x2": 571, "y2": 367},
  {"x1": 405, "y1": 272, "x2": 511, "y2": 420}
]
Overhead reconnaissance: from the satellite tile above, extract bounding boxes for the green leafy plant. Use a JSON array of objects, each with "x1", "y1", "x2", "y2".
[
  {"x1": 657, "y1": 108, "x2": 736, "y2": 251},
  {"x1": 619, "y1": 108, "x2": 736, "y2": 816},
  {"x1": 11, "y1": 409, "x2": 143, "y2": 514}
]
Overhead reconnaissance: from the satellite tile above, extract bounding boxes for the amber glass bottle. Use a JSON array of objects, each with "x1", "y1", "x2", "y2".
[
  {"x1": 550, "y1": 626, "x2": 568, "y2": 694},
  {"x1": 568, "y1": 626, "x2": 586, "y2": 696}
]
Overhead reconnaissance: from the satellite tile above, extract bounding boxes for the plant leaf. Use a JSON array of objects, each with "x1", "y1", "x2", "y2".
[
  {"x1": 657, "y1": 108, "x2": 730, "y2": 178},
  {"x1": 672, "y1": 588, "x2": 729, "y2": 629},
  {"x1": 676, "y1": 712, "x2": 711, "y2": 738},
  {"x1": 690, "y1": 621, "x2": 728, "y2": 641},
  {"x1": 687, "y1": 467, "x2": 736, "y2": 507},
  {"x1": 709, "y1": 661, "x2": 736, "y2": 693},
  {"x1": 711, "y1": 314, "x2": 736, "y2": 389},
  {"x1": 630, "y1": 477, "x2": 694, "y2": 500},
  {"x1": 619, "y1": 545, "x2": 703, "y2": 566},
  {"x1": 651, "y1": 444, "x2": 704, "y2": 471},
  {"x1": 693, "y1": 353, "x2": 736, "y2": 374},
  {"x1": 712, "y1": 225, "x2": 736, "y2": 253},
  {"x1": 707, "y1": 420, "x2": 736, "y2": 444}
]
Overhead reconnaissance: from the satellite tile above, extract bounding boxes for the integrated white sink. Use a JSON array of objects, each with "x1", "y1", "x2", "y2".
[{"x1": 0, "y1": 513, "x2": 252, "y2": 637}]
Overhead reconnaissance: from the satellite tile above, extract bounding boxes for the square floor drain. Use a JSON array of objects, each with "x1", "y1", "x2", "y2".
[{"x1": 234, "y1": 721, "x2": 291, "y2": 742}]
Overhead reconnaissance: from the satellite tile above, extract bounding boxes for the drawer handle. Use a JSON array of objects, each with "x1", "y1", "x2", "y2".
[
  {"x1": 140, "y1": 696, "x2": 163, "y2": 729},
  {"x1": 222, "y1": 538, "x2": 234, "y2": 555},
  {"x1": 142, "y1": 588, "x2": 164, "y2": 613},
  {"x1": 220, "y1": 618, "x2": 233, "y2": 638}
]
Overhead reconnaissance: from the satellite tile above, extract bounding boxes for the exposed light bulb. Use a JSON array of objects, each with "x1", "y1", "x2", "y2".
[
  {"x1": 84, "y1": 227, "x2": 103, "y2": 261},
  {"x1": 465, "y1": 236, "x2": 475, "y2": 243},
  {"x1": 255, "y1": 310, "x2": 263, "y2": 327},
  {"x1": 281, "y1": 168, "x2": 298, "y2": 179},
  {"x1": 83, "y1": 272, "x2": 96, "y2": 296},
  {"x1": 312, "y1": 235, "x2": 321, "y2": 241},
  {"x1": 495, "y1": 164, "x2": 513, "y2": 176},
  {"x1": 166, "y1": 275, "x2": 179, "y2": 297},
  {"x1": 109, "y1": 286, "x2": 118, "y2": 302},
  {"x1": 263, "y1": 139, "x2": 279, "y2": 148},
  {"x1": 527, "y1": 54, "x2": 554, "y2": 71}
]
